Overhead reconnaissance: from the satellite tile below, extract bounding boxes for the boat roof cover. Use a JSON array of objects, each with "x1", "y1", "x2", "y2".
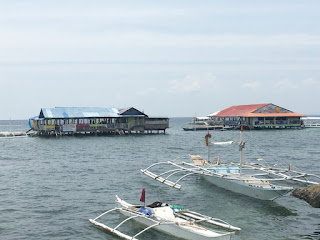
[
  {"x1": 195, "y1": 117, "x2": 210, "y2": 120},
  {"x1": 38, "y1": 107, "x2": 147, "y2": 118},
  {"x1": 301, "y1": 117, "x2": 320, "y2": 120},
  {"x1": 207, "y1": 111, "x2": 220, "y2": 117}
]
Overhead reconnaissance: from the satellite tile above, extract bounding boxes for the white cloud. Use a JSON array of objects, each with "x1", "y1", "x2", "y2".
[
  {"x1": 168, "y1": 72, "x2": 216, "y2": 93},
  {"x1": 242, "y1": 81, "x2": 261, "y2": 89},
  {"x1": 0, "y1": 2, "x2": 293, "y2": 22},
  {"x1": 169, "y1": 79, "x2": 201, "y2": 93},
  {"x1": 274, "y1": 79, "x2": 298, "y2": 89},
  {"x1": 136, "y1": 88, "x2": 157, "y2": 96},
  {"x1": 302, "y1": 78, "x2": 319, "y2": 86},
  {"x1": 1, "y1": 32, "x2": 320, "y2": 50},
  {"x1": 1, "y1": 1, "x2": 320, "y2": 118},
  {"x1": 273, "y1": 78, "x2": 319, "y2": 91}
]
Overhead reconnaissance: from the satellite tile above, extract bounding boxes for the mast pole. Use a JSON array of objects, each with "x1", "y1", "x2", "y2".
[
  {"x1": 240, "y1": 126, "x2": 243, "y2": 175},
  {"x1": 208, "y1": 141, "x2": 210, "y2": 162},
  {"x1": 205, "y1": 131, "x2": 211, "y2": 162}
]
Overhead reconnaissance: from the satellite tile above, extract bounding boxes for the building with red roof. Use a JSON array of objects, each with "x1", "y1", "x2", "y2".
[{"x1": 208, "y1": 103, "x2": 305, "y2": 129}]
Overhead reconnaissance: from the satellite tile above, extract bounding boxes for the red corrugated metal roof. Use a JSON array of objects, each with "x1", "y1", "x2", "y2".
[
  {"x1": 214, "y1": 103, "x2": 305, "y2": 117},
  {"x1": 246, "y1": 112, "x2": 305, "y2": 117}
]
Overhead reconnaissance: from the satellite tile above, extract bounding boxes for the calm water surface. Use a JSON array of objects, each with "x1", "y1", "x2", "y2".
[{"x1": 1, "y1": 118, "x2": 320, "y2": 240}]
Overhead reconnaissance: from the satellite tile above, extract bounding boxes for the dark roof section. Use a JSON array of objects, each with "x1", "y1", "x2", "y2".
[{"x1": 118, "y1": 107, "x2": 148, "y2": 117}]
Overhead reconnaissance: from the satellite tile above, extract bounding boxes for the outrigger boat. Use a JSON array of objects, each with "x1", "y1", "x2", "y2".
[
  {"x1": 0, "y1": 131, "x2": 28, "y2": 138},
  {"x1": 89, "y1": 193, "x2": 240, "y2": 240},
  {"x1": 141, "y1": 127, "x2": 320, "y2": 201},
  {"x1": 302, "y1": 117, "x2": 320, "y2": 128},
  {"x1": 183, "y1": 117, "x2": 220, "y2": 131}
]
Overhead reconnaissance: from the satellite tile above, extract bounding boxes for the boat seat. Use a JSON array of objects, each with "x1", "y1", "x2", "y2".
[
  {"x1": 245, "y1": 180, "x2": 270, "y2": 186},
  {"x1": 190, "y1": 154, "x2": 206, "y2": 166}
]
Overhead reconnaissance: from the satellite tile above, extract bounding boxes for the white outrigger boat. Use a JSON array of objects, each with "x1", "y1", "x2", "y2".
[
  {"x1": 89, "y1": 195, "x2": 240, "y2": 240},
  {"x1": 0, "y1": 131, "x2": 28, "y2": 138},
  {"x1": 302, "y1": 117, "x2": 320, "y2": 128},
  {"x1": 141, "y1": 128, "x2": 320, "y2": 201}
]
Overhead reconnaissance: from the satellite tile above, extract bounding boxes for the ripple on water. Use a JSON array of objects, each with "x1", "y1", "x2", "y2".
[{"x1": 1, "y1": 119, "x2": 320, "y2": 240}]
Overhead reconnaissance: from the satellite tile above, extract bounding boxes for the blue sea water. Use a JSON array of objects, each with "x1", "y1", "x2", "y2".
[{"x1": 0, "y1": 118, "x2": 320, "y2": 240}]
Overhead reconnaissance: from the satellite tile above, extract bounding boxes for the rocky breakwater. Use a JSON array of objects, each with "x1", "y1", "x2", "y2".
[{"x1": 291, "y1": 184, "x2": 320, "y2": 208}]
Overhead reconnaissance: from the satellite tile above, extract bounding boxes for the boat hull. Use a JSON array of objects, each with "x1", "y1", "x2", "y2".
[
  {"x1": 304, "y1": 124, "x2": 320, "y2": 128},
  {"x1": 183, "y1": 126, "x2": 223, "y2": 131},
  {"x1": 202, "y1": 175, "x2": 291, "y2": 201},
  {"x1": 119, "y1": 209, "x2": 231, "y2": 240}
]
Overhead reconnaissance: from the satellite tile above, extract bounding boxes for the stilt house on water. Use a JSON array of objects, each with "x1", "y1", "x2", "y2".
[
  {"x1": 208, "y1": 103, "x2": 305, "y2": 129},
  {"x1": 28, "y1": 107, "x2": 169, "y2": 136}
]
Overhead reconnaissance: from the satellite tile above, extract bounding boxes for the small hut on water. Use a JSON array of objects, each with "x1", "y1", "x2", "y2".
[{"x1": 29, "y1": 107, "x2": 169, "y2": 136}]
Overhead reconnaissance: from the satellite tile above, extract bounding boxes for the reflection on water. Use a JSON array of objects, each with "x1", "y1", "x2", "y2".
[
  {"x1": 196, "y1": 177, "x2": 296, "y2": 217},
  {"x1": 310, "y1": 224, "x2": 320, "y2": 239}
]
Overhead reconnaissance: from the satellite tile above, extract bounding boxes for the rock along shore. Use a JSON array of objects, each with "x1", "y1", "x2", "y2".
[{"x1": 291, "y1": 184, "x2": 320, "y2": 208}]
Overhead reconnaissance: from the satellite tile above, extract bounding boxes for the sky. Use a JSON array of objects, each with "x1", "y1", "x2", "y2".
[{"x1": 1, "y1": 0, "x2": 320, "y2": 119}]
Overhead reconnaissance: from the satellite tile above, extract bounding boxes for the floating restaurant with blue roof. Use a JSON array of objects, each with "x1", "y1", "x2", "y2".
[{"x1": 29, "y1": 107, "x2": 169, "y2": 136}]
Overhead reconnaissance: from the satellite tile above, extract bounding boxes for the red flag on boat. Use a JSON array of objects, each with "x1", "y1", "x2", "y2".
[
  {"x1": 206, "y1": 131, "x2": 211, "y2": 138},
  {"x1": 205, "y1": 131, "x2": 211, "y2": 146},
  {"x1": 140, "y1": 188, "x2": 145, "y2": 202}
]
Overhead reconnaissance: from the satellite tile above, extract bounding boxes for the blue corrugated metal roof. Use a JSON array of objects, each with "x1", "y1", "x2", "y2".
[{"x1": 41, "y1": 107, "x2": 121, "y2": 118}]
